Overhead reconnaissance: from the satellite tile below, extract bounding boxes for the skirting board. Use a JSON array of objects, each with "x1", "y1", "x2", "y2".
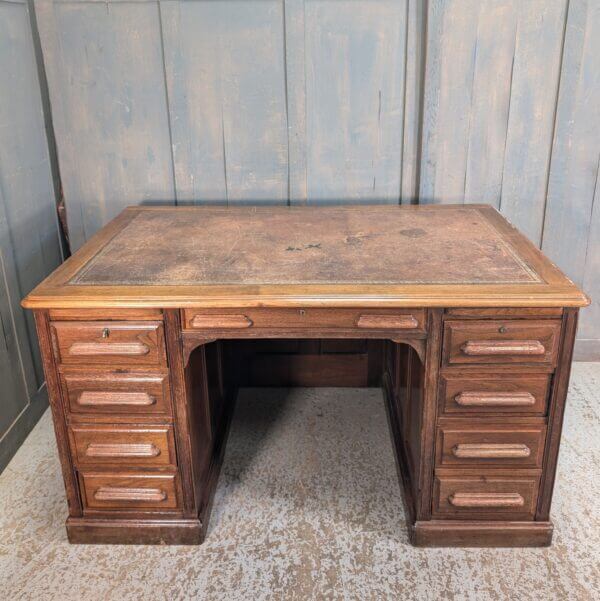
[{"x1": 574, "y1": 340, "x2": 600, "y2": 362}]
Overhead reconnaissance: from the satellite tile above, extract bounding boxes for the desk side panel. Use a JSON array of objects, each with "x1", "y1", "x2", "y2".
[
  {"x1": 536, "y1": 307, "x2": 579, "y2": 519},
  {"x1": 33, "y1": 310, "x2": 82, "y2": 517}
]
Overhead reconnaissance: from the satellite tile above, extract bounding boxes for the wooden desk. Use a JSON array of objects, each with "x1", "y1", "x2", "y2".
[{"x1": 22, "y1": 205, "x2": 588, "y2": 547}]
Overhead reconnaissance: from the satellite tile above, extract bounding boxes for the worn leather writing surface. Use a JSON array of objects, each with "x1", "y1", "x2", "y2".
[{"x1": 70, "y1": 206, "x2": 541, "y2": 286}]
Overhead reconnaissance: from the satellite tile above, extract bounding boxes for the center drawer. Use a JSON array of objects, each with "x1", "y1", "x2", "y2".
[
  {"x1": 69, "y1": 424, "x2": 177, "y2": 468},
  {"x1": 181, "y1": 307, "x2": 426, "y2": 333},
  {"x1": 50, "y1": 321, "x2": 166, "y2": 366}
]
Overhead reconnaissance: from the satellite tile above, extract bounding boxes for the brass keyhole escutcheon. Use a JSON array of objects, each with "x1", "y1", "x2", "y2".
[
  {"x1": 498, "y1": 326, "x2": 507, "y2": 334},
  {"x1": 299, "y1": 309, "x2": 306, "y2": 316},
  {"x1": 102, "y1": 328, "x2": 110, "y2": 338}
]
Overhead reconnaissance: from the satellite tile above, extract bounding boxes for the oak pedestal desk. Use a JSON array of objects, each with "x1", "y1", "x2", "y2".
[{"x1": 22, "y1": 205, "x2": 589, "y2": 547}]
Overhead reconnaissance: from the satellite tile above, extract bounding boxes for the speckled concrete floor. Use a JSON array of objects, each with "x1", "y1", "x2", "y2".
[{"x1": 1, "y1": 363, "x2": 599, "y2": 600}]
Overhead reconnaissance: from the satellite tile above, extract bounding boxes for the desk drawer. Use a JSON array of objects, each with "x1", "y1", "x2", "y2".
[
  {"x1": 442, "y1": 320, "x2": 561, "y2": 367},
  {"x1": 51, "y1": 321, "x2": 166, "y2": 366},
  {"x1": 433, "y1": 474, "x2": 539, "y2": 520},
  {"x1": 439, "y1": 374, "x2": 550, "y2": 416},
  {"x1": 436, "y1": 423, "x2": 546, "y2": 468},
  {"x1": 61, "y1": 371, "x2": 172, "y2": 417},
  {"x1": 79, "y1": 471, "x2": 180, "y2": 511},
  {"x1": 182, "y1": 308, "x2": 426, "y2": 333},
  {"x1": 69, "y1": 424, "x2": 176, "y2": 468}
]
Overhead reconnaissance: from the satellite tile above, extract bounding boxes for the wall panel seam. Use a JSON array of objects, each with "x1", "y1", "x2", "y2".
[
  {"x1": 157, "y1": 1, "x2": 177, "y2": 204},
  {"x1": 539, "y1": 0, "x2": 571, "y2": 249},
  {"x1": 0, "y1": 249, "x2": 30, "y2": 399}
]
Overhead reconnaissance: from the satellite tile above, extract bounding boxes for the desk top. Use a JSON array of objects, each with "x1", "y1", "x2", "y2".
[{"x1": 23, "y1": 205, "x2": 588, "y2": 309}]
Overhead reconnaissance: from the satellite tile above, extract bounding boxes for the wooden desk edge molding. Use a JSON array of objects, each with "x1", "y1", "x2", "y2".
[{"x1": 23, "y1": 205, "x2": 589, "y2": 547}]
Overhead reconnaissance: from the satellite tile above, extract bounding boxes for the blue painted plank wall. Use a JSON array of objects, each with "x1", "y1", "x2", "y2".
[
  {"x1": 36, "y1": 0, "x2": 176, "y2": 250},
  {"x1": 31, "y1": 0, "x2": 600, "y2": 357}
]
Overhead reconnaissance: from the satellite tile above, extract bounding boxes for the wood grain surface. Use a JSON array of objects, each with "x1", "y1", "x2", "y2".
[{"x1": 21, "y1": 205, "x2": 588, "y2": 309}]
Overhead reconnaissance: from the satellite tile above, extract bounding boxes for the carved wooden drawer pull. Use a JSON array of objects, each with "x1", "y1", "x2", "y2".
[
  {"x1": 77, "y1": 391, "x2": 156, "y2": 407},
  {"x1": 357, "y1": 314, "x2": 419, "y2": 329},
  {"x1": 451, "y1": 443, "x2": 531, "y2": 459},
  {"x1": 455, "y1": 391, "x2": 536, "y2": 407},
  {"x1": 85, "y1": 443, "x2": 161, "y2": 459},
  {"x1": 190, "y1": 314, "x2": 253, "y2": 329},
  {"x1": 461, "y1": 340, "x2": 545, "y2": 356},
  {"x1": 448, "y1": 492, "x2": 525, "y2": 508},
  {"x1": 93, "y1": 486, "x2": 167, "y2": 503},
  {"x1": 69, "y1": 342, "x2": 151, "y2": 356}
]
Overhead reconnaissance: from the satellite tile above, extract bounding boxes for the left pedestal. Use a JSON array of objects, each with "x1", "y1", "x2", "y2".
[{"x1": 34, "y1": 308, "x2": 226, "y2": 545}]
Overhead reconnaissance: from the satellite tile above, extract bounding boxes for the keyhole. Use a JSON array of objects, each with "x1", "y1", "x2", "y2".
[
  {"x1": 498, "y1": 326, "x2": 507, "y2": 334},
  {"x1": 299, "y1": 309, "x2": 306, "y2": 316},
  {"x1": 102, "y1": 328, "x2": 110, "y2": 338}
]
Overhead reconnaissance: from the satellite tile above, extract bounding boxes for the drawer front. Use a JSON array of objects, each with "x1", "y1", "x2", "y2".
[
  {"x1": 433, "y1": 474, "x2": 539, "y2": 519},
  {"x1": 182, "y1": 308, "x2": 426, "y2": 333},
  {"x1": 51, "y1": 321, "x2": 166, "y2": 366},
  {"x1": 436, "y1": 423, "x2": 546, "y2": 468},
  {"x1": 79, "y1": 472, "x2": 180, "y2": 511},
  {"x1": 442, "y1": 320, "x2": 561, "y2": 367},
  {"x1": 439, "y1": 374, "x2": 550, "y2": 416},
  {"x1": 61, "y1": 371, "x2": 172, "y2": 416},
  {"x1": 69, "y1": 425, "x2": 176, "y2": 468}
]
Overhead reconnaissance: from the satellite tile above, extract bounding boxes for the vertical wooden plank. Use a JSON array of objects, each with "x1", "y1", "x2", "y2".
[
  {"x1": 400, "y1": 0, "x2": 427, "y2": 204},
  {"x1": 499, "y1": 1, "x2": 567, "y2": 243},
  {"x1": 35, "y1": 0, "x2": 175, "y2": 249},
  {"x1": 285, "y1": 0, "x2": 307, "y2": 204},
  {"x1": 418, "y1": 0, "x2": 441, "y2": 203},
  {"x1": 0, "y1": 241, "x2": 28, "y2": 436},
  {"x1": 542, "y1": 0, "x2": 600, "y2": 355},
  {"x1": 420, "y1": 0, "x2": 481, "y2": 203},
  {"x1": 300, "y1": 0, "x2": 407, "y2": 203},
  {"x1": 463, "y1": 2, "x2": 518, "y2": 207},
  {"x1": 0, "y1": 0, "x2": 61, "y2": 389},
  {"x1": 160, "y1": 0, "x2": 224, "y2": 205},
  {"x1": 162, "y1": 0, "x2": 288, "y2": 205},
  {"x1": 0, "y1": 166, "x2": 28, "y2": 434},
  {"x1": 420, "y1": 0, "x2": 568, "y2": 240}
]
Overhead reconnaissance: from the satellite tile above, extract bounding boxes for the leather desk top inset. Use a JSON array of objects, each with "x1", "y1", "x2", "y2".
[{"x1": 71, "y1": 205, "x2": 540, "y2": 286}]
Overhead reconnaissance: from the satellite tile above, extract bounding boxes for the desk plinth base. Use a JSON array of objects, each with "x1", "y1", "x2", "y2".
[
  {"x1": 66, "y1": 517, "x2": 205, "y2": 545},
  {"x1": 411, "y1": 520, "x2": 553, "y2": 547}
]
